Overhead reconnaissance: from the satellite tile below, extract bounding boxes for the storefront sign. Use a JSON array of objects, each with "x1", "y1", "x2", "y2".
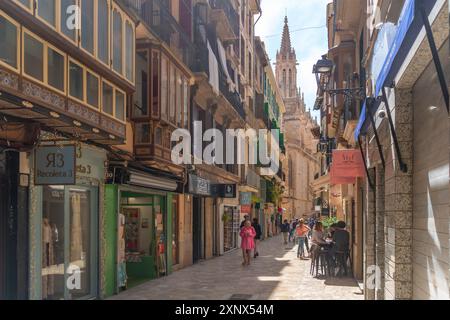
[
  {"x1": 35, "y1": 145, "x2": 76, "y2": 185},
  {"x1": 240, "y1": 192, "x2": 252, "y2": 205},
  {"x1": 189, "y1": 174, "x2": 211, "y2": 196},
  {"x1": 240, "y1": 205, "x2": 252, "y2": 214},
  {"x1": 330, "y1": 150, "x2": 365, "y2": 185},
  {"x1": 211, "y1": 184, "x2": 237, "y2": 198}
]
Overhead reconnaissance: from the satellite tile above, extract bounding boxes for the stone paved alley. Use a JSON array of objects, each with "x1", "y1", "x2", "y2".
[{"x1": 110, "y1": 236, "x2": 364, "y2": 300}]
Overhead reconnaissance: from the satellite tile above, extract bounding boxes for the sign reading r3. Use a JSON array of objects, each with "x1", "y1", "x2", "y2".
[{"x1": 47, "y1": 152, "x2": 65, "y2": 168}]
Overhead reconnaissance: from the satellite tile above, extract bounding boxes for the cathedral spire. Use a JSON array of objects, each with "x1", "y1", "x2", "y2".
[{"x1": 280, "y1": 16, "x2": 292, "y2": 56}]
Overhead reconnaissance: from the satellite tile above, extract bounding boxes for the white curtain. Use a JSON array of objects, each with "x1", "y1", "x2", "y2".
[{"x1": 207, "y1": 41, "x2": 219, "y2": 94}]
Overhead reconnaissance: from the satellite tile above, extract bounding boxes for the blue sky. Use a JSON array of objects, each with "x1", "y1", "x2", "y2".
[{"x1": 255, "y1": 0, "x2": 330, "y2": 120}]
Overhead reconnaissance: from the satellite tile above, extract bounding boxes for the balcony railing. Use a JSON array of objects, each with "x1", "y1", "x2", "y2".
[
  {"x1": 209, "y1": 0, "x2": 240, "y2": 38},
  {"x1": 124, "y1": 0, "x2": 194, "y2": 67}
]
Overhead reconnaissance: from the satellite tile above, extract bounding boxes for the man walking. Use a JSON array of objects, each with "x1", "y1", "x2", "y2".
[{"x1": 281, "y1": 219, "x2": 290, "y2": 245}]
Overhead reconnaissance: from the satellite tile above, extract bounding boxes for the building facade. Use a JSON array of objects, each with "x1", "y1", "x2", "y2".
[{"x1": 275, "y1": 17, "x2": 319, "y2": 219}]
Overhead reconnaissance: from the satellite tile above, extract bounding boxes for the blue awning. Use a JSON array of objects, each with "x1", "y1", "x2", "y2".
[
  {"x1": 354, "y1": 102, "x2": 367, "y2": 141},
  {"x1": 354, "y1": 0, "x2": 438, "y2": 141}
]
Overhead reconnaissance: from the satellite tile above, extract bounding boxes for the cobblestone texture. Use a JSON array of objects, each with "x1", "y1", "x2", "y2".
[{"x1": 110, "y1": 236, "x2": 364, "y2": 300}]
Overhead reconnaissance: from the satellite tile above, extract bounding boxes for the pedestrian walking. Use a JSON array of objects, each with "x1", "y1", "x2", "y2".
[
  {"x1": 295, "y1": 219, "x2": 311, "y2": 259},
  {"x1": 252, "y1": 218, "x2": 262, "y2": 258},
  {"x1": 281, "y1": 219, "x2": 290, "y2": 245},
  {"x1": 240, "y1": 215, "x2": 250, "y2": 229},
  {"x1": 289, "y1": 219, "x2": 299, "y2": 243},
  {"x1": 240, "y1": 220, "x2": 256, "y2": 266}
]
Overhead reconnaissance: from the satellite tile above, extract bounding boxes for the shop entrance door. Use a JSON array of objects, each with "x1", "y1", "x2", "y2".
[
  {"x1": 192, "y1": 197, "x2": 203, "y2": 263},
  {"x1": 41, "y1": 185, "x2": 98, "y2": 300}
]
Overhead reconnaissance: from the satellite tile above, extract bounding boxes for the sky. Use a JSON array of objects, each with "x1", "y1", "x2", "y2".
[{"x1": 255, "y1": 0, "x2": 330, "y2": 120}]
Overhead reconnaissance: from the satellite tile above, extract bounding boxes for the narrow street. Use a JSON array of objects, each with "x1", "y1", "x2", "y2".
[{"x1": 110, "y1": 235, "x2": 363, "y2": 300}]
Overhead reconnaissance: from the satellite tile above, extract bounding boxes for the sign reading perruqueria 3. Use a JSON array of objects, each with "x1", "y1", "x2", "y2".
[{"x1": 35, "y1": 145, "x2": 76, "y2": 185}]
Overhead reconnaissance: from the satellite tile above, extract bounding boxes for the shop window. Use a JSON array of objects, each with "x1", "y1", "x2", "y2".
[
  {"x1": 47, "y1": 47, "x2": 65, "y2": 92},
  {"x1": 81, "y1": 0, "x2": 95, "y2": 55},
  {"x1": 23, "y1": 32, "x2": 44, "y2": 82},
  {"x1": 112, "y1": 8, "x2": 123, "y2": 75},
  {"x1": 69, "y1": 61, "x2": 84, "y2": 101},
  {"x1": 102, "y1": 81, "x2": 114, "y2": 116},
  {"x1": 172, "y1": 197, "x2": 179, "y2": 265},
  {"x1": 0, "y1": 13, "x2": 19, "y2": 71},
  {"x1": 86, "y1": 71, "x2": 100, "y2": 109},
  {"x1": 41, "y1": 186, "x2": 97, "y2": 300},
  {"x1": 160, "y1": 55, "x2": 168, "y2": 120},
  {"x1": 37, "y1": 0, "x2": 57, "y2": 28},
  {"x1": 97, "y1": 0, "x2": 110, "y2": 65},
  {"x1": 151, "y1": 51, "x2": 160, "y2": 118},
  {"x1": 60, "y1": 0, "x2": 77, "y2": 42},
  {"x1": 115, "y1": 90, "x2": 126, "y2": 121},
  {"x1": 125, "y1": 21, "x2": 134, "y2": 82}
]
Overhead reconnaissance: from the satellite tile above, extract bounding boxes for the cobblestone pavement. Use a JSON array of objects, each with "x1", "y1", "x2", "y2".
[{"x1": 110, "y1": 235, "x2": 364, "y2": 300}]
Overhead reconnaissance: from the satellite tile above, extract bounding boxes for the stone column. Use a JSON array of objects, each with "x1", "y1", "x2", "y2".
[
  {"x1": 383, "y1": 89, "x2": 413, "y2": 300},
  {"x1": 364, "y1": 167, "x2": 376, "y2": 300},
  {"x1": 375, "y1": 164, "x2": 385, "y2": 300}
]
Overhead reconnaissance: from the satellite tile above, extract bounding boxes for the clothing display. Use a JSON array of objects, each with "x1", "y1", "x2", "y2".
[
  {"x1": 41, "y1": 218, "x2": 55, "y2": 299},
  {"x1": 70, "y1": 194, "x2": 83, "y2": 262}
]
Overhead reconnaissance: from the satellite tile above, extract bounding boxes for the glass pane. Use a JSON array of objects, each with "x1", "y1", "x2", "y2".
[
  {"x1": 152, "y1": 52, "x2": 159, "y2": 117},
  {"x1": 69, "y1": 62, "x2": 84, "y2": 101},
  {"x1": 0, "y1": 16, "x2": 18, "y2": 69},
  {"x1": 81, "y1": 0, "x2": 94, "y2": 54},
  {"x1": 60, "y1": 0, "x2": 77, "y2": 41},
  {"x1": 98, "y1": 0, "x2": 109, "y2": 64},
  {"x1": 135, "y1": 51, "x2": 148, "y2": 116},
  {"x1": 135, "y1": 123, "x2": 151, "y2": 144},
  {"x1": 42, "y1": 186, "x2": 65, "y2": 300},
  {"x1": 125, "y1": 22, "x2": 134, "y2": 81},
  {"x1": 86, "y1": 72, "x2": 99, "y2": 108},
  {"x1": 102, "y1": 82, "x2": 114, "y2": 115},
  {"x1": 183, "y1": 78, "x2": 189, "y2": 129},
  {"x1": 155, "y1": 127, "x2": 162, "y2": 145},
  {"x1": 17, "y1": 0, "x2": 32, "y2": 9},
  {"x1": 47, "y1": 48, "x2": 65, "y2": 92},
  {"x1": 68, "y1": 188, "x2": 91, "y2": 299},
  {"x1": 24, "y1": 33, "x2": 44, "y2": 81},
  {"x1": 115, "y1": 90, "x2": 125, "y2": 121},
  {"x1": 37, "y1": 0, "x2": 56, "y2": 27},
  {"x1": 113, "y1": 9, "x2": 123, "y2": 74},
  {"x1": 176, "y1": 72, "x2": 182, "y2": 127},
  {"x1": 169, "y1": 65, "x2": 176, "y2": 123},
  {"x1": 160, "y1": 56, "x2": 168, "y2": 120}
]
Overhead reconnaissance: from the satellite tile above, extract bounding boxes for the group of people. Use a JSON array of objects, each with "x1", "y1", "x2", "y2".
[{"x1": 239, "y1": 214, "x2": 350, "y2": 273}]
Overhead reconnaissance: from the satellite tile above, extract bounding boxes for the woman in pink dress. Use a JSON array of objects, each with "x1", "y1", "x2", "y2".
[{"x1": 240, "y1": 220, "x2": 256, "y2": 266}]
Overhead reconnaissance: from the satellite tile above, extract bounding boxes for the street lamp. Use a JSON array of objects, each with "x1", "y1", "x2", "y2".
[
  {"x1": 313, "y1": 55, "x2": 365, "y2": 100},
  {"x1": 312, "y1": 55, "x2": 333, "y2": 92}
]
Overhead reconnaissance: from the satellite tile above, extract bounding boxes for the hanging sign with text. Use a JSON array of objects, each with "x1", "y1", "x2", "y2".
[
  {"x1": 35, "y1": 145, "x2": 76, "y2": 185},
  {"x1": 330, "y1": 149, "x2": 365, "y2": 185}
]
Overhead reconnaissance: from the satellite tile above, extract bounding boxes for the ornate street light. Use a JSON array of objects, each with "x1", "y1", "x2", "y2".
[{"x1": 312, "y1": 55, "x2": 333, "y2": 92}]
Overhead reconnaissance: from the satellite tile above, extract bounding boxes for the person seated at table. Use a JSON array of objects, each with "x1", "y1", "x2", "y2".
[
  {"x1": 329, "y1": 221, "x2": 350, "y2": 275},
  {"x1": 312, "y1": 222, "x2": 327, "y2": 246}
]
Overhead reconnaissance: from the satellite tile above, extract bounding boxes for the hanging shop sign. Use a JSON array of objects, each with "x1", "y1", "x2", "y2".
[
  {"x1": 189, "y1": 174, "x2": 211, "y2": 196},
  {"x1": 330, "y1": 149, "x2": 365, "y2": 185},
  {"x1": 35, "y1": 145, "x2": 76, "y2": 185},
  {"x1": 240, "y1": 192, "x2": 252, "y2": 205},
  {"x1": 240, "y1": 205, "x2": 252, "y2": 214},
  {"x1": 211, "y1": 184, "x2": 237, "y2": 198}
]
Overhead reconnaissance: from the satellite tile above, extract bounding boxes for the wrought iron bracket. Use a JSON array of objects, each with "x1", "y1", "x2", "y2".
[{"x1": 381, "y1": 87, "x2": 408, "y2": 173}]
